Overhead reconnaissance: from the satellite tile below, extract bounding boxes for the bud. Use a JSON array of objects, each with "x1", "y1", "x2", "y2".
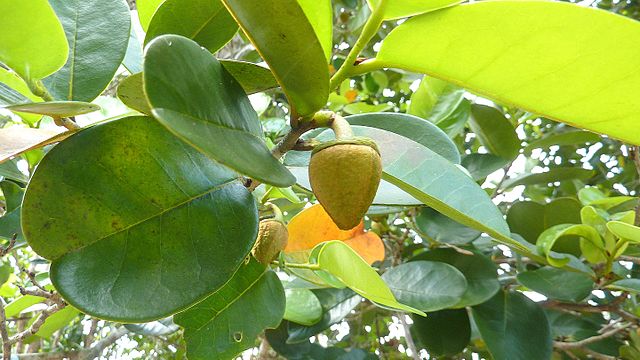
[
  {"x1": 309, "y1": 137, "x2": 382, "y2": 230},
  {"x1": 252, "y1": 219, "x2": 288, "y2": 265}
]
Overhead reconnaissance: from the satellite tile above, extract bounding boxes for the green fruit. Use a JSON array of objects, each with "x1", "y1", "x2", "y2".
[
  {"x1": 252, "y1": 219, "x2": 288, "y2": 265},
  {"x1": 309, "y1": 137, "x2": 382, "y2": 230}
]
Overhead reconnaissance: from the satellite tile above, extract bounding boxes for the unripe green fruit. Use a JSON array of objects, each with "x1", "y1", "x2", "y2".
[
  {"x1": 252, "y1": 219, "x2": 288, "y2": 265},
  {"x1": 309, "y1": 137, "x2": 382, "y2": 230}
]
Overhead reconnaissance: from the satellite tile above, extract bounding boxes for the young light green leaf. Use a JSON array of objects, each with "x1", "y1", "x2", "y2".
[
  {"x1": 144, "y1": 35, "x2": 295, "y2": 187},
  {"x1": 315, "y1": 241, "x2": 425, "y2": 316},
  {"x1": 298, "y1": 0, "x2": 333, "y2": 61},
  {"x1": 376, "y1": 1, "x2": 640, "y2": 144},
  {"x1": 0, "y1": 0, "x2": 68, "y2": 81},
  {"x1": 607, "y1": 221, "x2": 640, "y2": 243},
  {"x1": 284, "y1": 288, "x2": 323, "y2": 326},
  {"x1": 174, "y1": 258, "x2": 285, "y2": 360},
  {"x1": 33, "y1": 306, "x2": 80, "y2": 338},
  {"x1": 537, "y1": 224, "x2": 604, "y2": 267},
  {"x1": 44, "y1": 0, "x2": 131, "y2": 102},
  {"x1": 367, "y1": 0, "x2": 462, "y2": 20},
  {"x1": 408, "y1": 76, "x2": 464, "y2": 124},
  {"x1": 137, "y1": 0, "x2": 165, "y2": 30},
  {"x1": 145, "y1": 0, "x2": 238, "y2": 52},
  {"x1": 0, "y1": 68, "x2": 43, "y2": 125},
  {"x1": 6, "y1": 101, "x2": 100, "y2": 117},
  {"x1": 578, "y1": 187, "x2": 636, "y2": 210},
  {"x1": 22, "y1": 116, "x2": 259, "y2": 321},
  {"x1": 223, "y1": 0, "x2": 329, "y2": 116}
]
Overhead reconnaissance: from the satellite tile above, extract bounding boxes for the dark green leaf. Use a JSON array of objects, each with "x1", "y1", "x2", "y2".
[
  {"x1": 0, "y1": 159, "x2": 27, "y2": 184},
  {"x1": 223, "y1": 0, "x2": 329, "y2": 116},
  {"x1": 607, "y1": 278, "x2": 640, "y2": 293},
  {"x1": 502, "y1": 167, "x2": 595, "y2": 190},
  {"x1": 44, "y1": 0, "x2": 130, "y2": 101},
  {"x1": 22, "y1": 116, "x2": 259, "y2": 321},
  {"x1": 382, "y1": 261, "x2": 467, "y2": 312},
  {"x1": 284, "y1": 288, "x2": 323, "y2": 326},
  {"x1": 145, "y1": 0, "x2": 237, "y2": 52},
  {"x1": 412, "y1": 248, "x2": 499, "y2": 307},
  {"x1": 524, "y1": 131, "x2": 600, "y2": 155},
  {"x1": 412, "y1": 309, "x2": 470, "y2": 357},
  {"x1": 117, "y1": 74, "x2": 151, "y2": 115},
  {"x1": 220, "y1": 60, "x2": 279, "y2": 94},
  {"x1": 144, "y1": 35, "x2": 295, "y2": 187},
  {"x1": 174, "y1": 258, "x2": 285, "y2": 360},
  {"x1": 461, "y1": 153, "x2": 509, "y2": 181},
  {"x1": 469, "y1": 104, "x2": 520, "y2": 160},
  {"x1": 408, "y1": 76, "x2": 464, "y2": 123},
  {"x1": 472, "y1": 290, "x2": 552, "y2": 360},
  {"x1": 415, "y1": 207, "x2": 480, "y2": 245},
  {"x1": 517, "y1": 266, "x2": 593, "y2": 302}
]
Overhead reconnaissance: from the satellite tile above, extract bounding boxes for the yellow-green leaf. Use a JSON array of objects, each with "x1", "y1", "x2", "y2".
[
  {"x1": 368, "y1": 0, "x2": 462, "y2": 20},
  {"x1": 376, "y1": 1, "x2": 640, "y2": 144}
]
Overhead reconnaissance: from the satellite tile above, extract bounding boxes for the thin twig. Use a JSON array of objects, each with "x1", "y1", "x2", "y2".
[
  {"x1": 553, "y1": 323, "x2": 632, "y2": 349},
  {"x1": 0, "y1": 234, "x2": 17, "y2": 257},
  {"x1": 397, "y1": 314, "x2": 419, "y2": 360},
  {"x1": 9, "y1": 304, "x2": 66, "y2": 344},
  {"x1": 84, "y1": 318, "x2": 99, "y2": 348},
  {"x1": 0, "y1": 298, "x2": 11, "y2": 360}
]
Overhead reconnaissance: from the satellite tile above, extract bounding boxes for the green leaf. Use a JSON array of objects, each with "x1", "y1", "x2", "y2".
[
  {"x1": 145, "y1": 0, "x2": 237, "y2": 52},
  {"x1": 415, "y1": 207, "x2": 480, "y2": 246},
  {"x1": 0, "y1": 0, "x2": 68, "y2": 81},
  {"x1": 137, "y1": 0, "x2": 165, "y2": 31},
  {"x1": 342, "y1": 102, "x2": 392, "y2": 115},
  {"x1": 0, "y1": 181, "x2": 24, "y2": 243},
  {"x1": 144, "y1": 35, "x2": 295, "y2": 187},
  {"x1": 607, "y1": 278, "x2": 640, "y2": 293},
  {"x1": 471, "y1": 290, "x2": 552, "y2": 360},
  {"x1": 33, "y1": 306, "x2": 80, "y2": 338},
  {"x1": 223, "y1": 0, "x2": 329, "y2": 116},
  {"x1": 0, "y1": 159, "x2": 27, "y2": 184},
  {"x1": 502, "y1": 167, "x2": 595, "y2": 190},
  {"x1": 368, "y1": 0, "x2": 462, "y2": 20},
  {"x1": 607, "y1": 221, "x2": 640, "y2": 243},
  {"x1": 382, "y1": 261, "x2": 467, "y2": 312},
  {"x1": 123, "y1": 27, "x2": 144, "y2": 74},
  {"x1": 44, "y1": 0, "x2": 131, "y2": 102},
  {"x1": 524, "y1": 130, "x2": 600, "y2": 155},
  {"x1": 412, "y1": 248, "x2": 499, "y2": 307},
  {"x1": 579, "y1": 187, "x2": 636, "y2": 210},
  {"x1": 408, "y1": 76, "x2": 464, "y2": 124},
  {"x1": 284, "y1": 288, "x2": 323, "y2": 326},
  {"x1": 298, "y1": 0, "x2": 333, "y2": 61},
  {"x1": 287, "y1": 288, "x2": 361, "y2": 343},
  {"x1": 517, "y1": 266, "x2": 593, "y2": 302},
  {"x1": 469, "y1": 104, "x2": 520, "y2": 160},
  {"x1": 6, "y1": 101, "x2": 100, "y2": 117},
  {"x1": 4, "y1": 295, "x2": 45, "y2": 318},
  {"x1": 117, "y1": 73, "x2": 151, "y2": 115},
  {"x1": 174, "y1": 258, "x2": 285, "y2": 360},
  {"x1": 219, "y1": 60, "x2": 279, "y2": 94},
  {"x1": 537, "y1": 224, "x2": 604, "y2": 267},
  {"x1": 315, "y1": 241, "x2": 425, "y2": 316},
  {"x1": 376, "y1": 1, "x2": 640, "y2": 144},
  {"x1": 124, "y1": 318, "x2": 179, "y2": 336},
  {"x1": 22, "y1": 116, "x2": 259, "y2": 321},
  {"x1": 346, "y1": 112, "x2": 460, "y2": 163},
  {"x1": 0, "y1": 68, "x2": 42, "y2": 125},
  {"x1": 412, "y1": 309, "x2": 470, "y2": 357},
  {"x1": 461, "y1": 153, "x2": 509, "y2": 181},
  {"x1": 507, "y1": 198, "x2": 582, "y2": 255}
]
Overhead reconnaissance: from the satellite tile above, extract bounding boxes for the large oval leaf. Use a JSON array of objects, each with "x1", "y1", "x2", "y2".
[
  {"x1": 22, "y1": 116, "x2": 259, "y2": 321},
  {"x1": 223, "y1": 0, "x2": 329, "y2": 116},
  {"x1": 0, "y1": 0, "x2": 68, "y2": 81},
  {"x1": 376, "y1": 1, "x2": 640, "y2": 144},
  {"x1": 471, "y1": 290, "x2": 552, "y2": 360},
  {"x1": 415, "y1": 207, "x2": 480, "y2": 246},
  {"x1": 284, "y1": 288, "x2": 323, "y2": 326},
  {"x1": 144, "y1": 35, "x2": 295, "y2": 187},
  {"x1": 517, "y1": 266, "x2": 593, "y2": 302},
  {"x1": 44, "y1": 0, "x2": 131, "y2": 102},
  {"x1": 368, "y1": 0, "x2": 462, "y2": 20},
  {"x1": 174, "y1": 258, "x2": 285, "y2": 360},
  {"x1": 137, "y1": 0, "x2": 165, "y2": 31},
  {"x1": 298, "y1": 0, "x2": 333, "y2": 61},
  {"x1": 145, "y1": 0, "x2": 238, "y2": 52},
  {"x1": 469, "y1": 104, "x2": 520, "y2": 160},
  {"x1": 382, "y1": 261, "x2": 467, "y2": 312},
  {"x1": 412, "y1": 309, "x2": 470, "y2": 357}
]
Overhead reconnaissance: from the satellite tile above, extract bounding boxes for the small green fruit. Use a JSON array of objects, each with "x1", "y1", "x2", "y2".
[
  {"x1": 252, "y1": 219, "x2": 288, "y2": 265},
  {"x1": 309, "y1": 137, "x2": 382, "y2": 230}
]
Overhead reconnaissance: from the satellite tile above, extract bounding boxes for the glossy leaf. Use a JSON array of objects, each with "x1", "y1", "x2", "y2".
[
  {"x1": 412, "y1": 309, "x2": 470, "y2": 357},
  {"x1": 376, "y1": 1, "x2": 640, "y2": 144},
  {"x1": 412, "y1": 248, "x2": 499, "y2": 307},
  {"x1": 0, "y1": 68, "x2": 42, "y2": 125},
  {"x1": 117, "y1": 74, "x2": 151, "y2": 115},
  {"x1": 298, "y1": 0, "x2": 333, "y2": 60},
  {"x1": 607, "y1": 221, "x2": 640, "y2": 243},
  {"x1": 33, "y1": 306, "x2": 80, "y2": 338},
  {"x1": 315, "y1": 241, "x2": 425, "y2": 316},
  {"x1": 517, "y1": 266, "x2": 593, "y2": 302},
  {"x1": 408, "y1": 76, "x2": 464, "y2": 124},
  {"x1": 382, "y1": 261, "x2": 467, "y2": 312},
  {"x1": 0, "y1": 127, "x2": 69, "y2": 164},
  {"x1": 286, "y1": 204, "x2": 384, "y2": 265},
  {"x1": 124, "y1": 318, "x2": 179, "y2": 336},
  {"x1": 502, "y1": 167, "x2": 595, "y2": 190},
  {"x1": 415, "y1": 207, "x2": 480, "y2": 245},
  {"x1": 524, "y1": 130, "x2": 600, "y2": 155},
  {"x1": 22, "y1": 116, "x2": 259, "y2": 321},
  {"x1": 469, "y1": 104, "x2": 520, "y2": 160},
  {"x1": 287, "y1": 288, "x2": 361, "y2": 343},
  {"x1": 284, "y1": 288, "x2": 323, "y2": 326},
  {"x1": 223, "y1": 0, "x2": 329, "y2": 116},
  {"x1": 6, "y1": 101, "x2": 100, "y2": 117},
  {"x1": 137, "y1": 0, "x2": 165, "y2": 30},
  {"x1": 537, "y1": 224, "x2": 604, "y2": 267},
  {"x1": 368, "y1": 0, "x2": 462, "y2": 20},
  {"x1": 145, "y1": 0, "x2": 237, "y2": 52},
  {"x1": 174, "y1": 258, "x2": 285, "y2": 360},
  {"x1": 472, "y1": 290, "x2": 552, "y2": 360},
  {"x1": 144, "y1": 35, "x2": 295, "y2": 187},
  {"x1": 0, "y1": 0, "x2": 68, "y2": 81},
  {"x1": 44, "y1": 0, "x2": 131, "y2": 102}
]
